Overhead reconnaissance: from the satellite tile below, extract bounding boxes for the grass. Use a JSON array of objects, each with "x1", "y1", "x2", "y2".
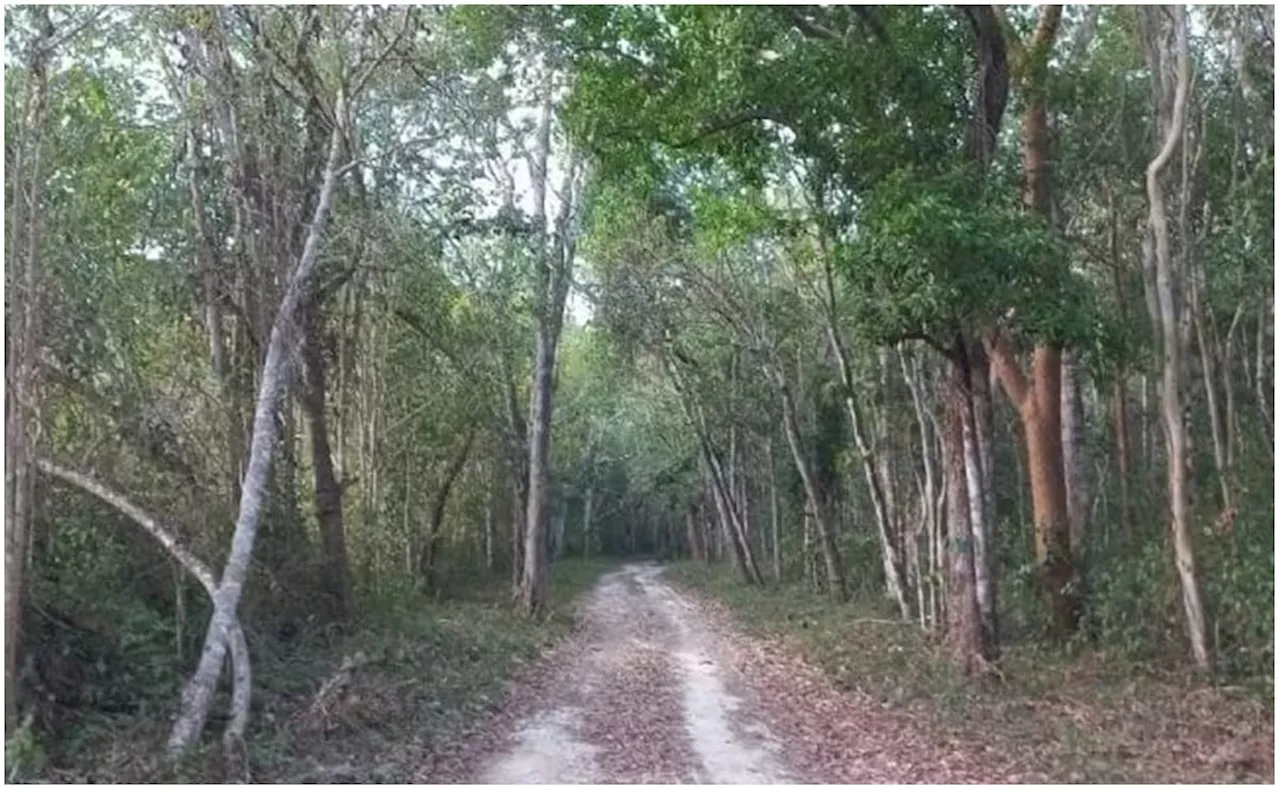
[
  {"x1": 27, "y1": 558, "x2": 617, "y2": 783},
  {"x1": 667, "y1": 560, "x2": 1274, "y2": 784}
]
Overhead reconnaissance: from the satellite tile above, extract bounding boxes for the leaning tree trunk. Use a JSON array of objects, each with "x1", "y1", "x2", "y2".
[
  {"x1": 816, "y1": 238, "x2": 909, "y2": 616},
  {"x1": 779, "y1": 380, "x2": 846, "y2": 603},
  {"x1": 420, "y1": 429, "x2": 475, "y2": 592},
  {"x1": 37, "y1": 461, "x2": 253, "y2": 749},
  {"x1": 1142, "y1": 4, "x2": 1210, "y2": 671},
  {"x1": 167, "y1": 93, "x2": 347, "y2": 755}
]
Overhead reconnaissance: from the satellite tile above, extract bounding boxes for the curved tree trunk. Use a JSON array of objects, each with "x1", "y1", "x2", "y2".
[
  {"x1": 34, "y1": 460, "x2": 253, "y2": 748},
  {"x1": 1141, "y1": 4, "x2": 1210, "y2": 671}
]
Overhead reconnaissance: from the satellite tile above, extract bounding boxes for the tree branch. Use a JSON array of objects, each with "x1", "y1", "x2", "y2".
[{"x1": 983, "y1": 328, "x2": 1032, "y2": 412}]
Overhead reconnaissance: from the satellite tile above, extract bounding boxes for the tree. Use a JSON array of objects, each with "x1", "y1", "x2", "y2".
[{"x1": 1139, "y1": 4, "x2": 1210, "y2": 671}]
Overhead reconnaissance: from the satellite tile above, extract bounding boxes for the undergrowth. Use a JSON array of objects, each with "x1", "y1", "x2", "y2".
[
  {"x1": 667, "y1": 560, "x2": 1274, "y2": 784},
  {"x1": 18, "y1": 558, "x2": 616, "y2": 783}
]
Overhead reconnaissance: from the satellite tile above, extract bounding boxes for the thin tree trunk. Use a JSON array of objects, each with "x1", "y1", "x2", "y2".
[
  {"x1": 817, "y1": 247, "x2": 908, "y2": 615},
  {"x1": 987, "y1": 334, "x2": 1079, "y2": 637},
  {"x1": 767, "y1": 437, "x2": 781, "y2": 582},
  {"x1": 582, "y1": 486, "x2": 594, "y2": 559},
  {"x1": 1255, "y1": 300, "x2": 1272, "y2": 443},
  {"x1": 779, "y1": 383, "x2": 846, "y2": 602},
  {"x1": 1142, "y1": 5, "x2": 1210, "y2": 671},
  {"x1": 1221, "y1": 304, "x2": 1243, "y2": 469},
  {"x1": 519, "y1": 110, "x2": 577, "y2": 614},
  {"x1": 484, "y1": 486, "x2": 495, "y2": 571},
  {"x1": 168, "y1": 94, "x2": 348, "y2": 755},
  {"x1": 420, "y1": 429, "x2": 475, "y2": 591},
  {"x1": 300, "y1": 300, "x2": 352, "y2": 619},
  {"x1": 1192, "y1": 289, "x2": 1231, "y2": 510},
  {"x1": 4, "y1": 8, "x2": 54, "y2": 729}
]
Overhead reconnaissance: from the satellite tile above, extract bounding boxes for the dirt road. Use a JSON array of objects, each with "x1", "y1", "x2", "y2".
[{"x1": 474, "y1": 563, "x2": 797, "y2": 784}]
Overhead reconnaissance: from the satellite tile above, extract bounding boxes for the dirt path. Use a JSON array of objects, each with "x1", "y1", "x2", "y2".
[{"x1": 472, "y1": 563, "x2": 797, "y2": 784}]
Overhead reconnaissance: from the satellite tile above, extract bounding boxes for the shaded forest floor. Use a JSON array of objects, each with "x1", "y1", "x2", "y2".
[
  {"x1": 28, "y1": 559, "x2": 617, "y2": 783},
  {"x1": 668, "y1": 562, "x2": 1274, "y2": 784}
]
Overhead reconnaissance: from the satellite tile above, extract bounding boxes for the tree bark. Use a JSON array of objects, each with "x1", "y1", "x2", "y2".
[
  {"x1": 986, "y1": 335, "x2": 1079, "y2": 637},
  {"x1": 581, "y1": 486, "x2": 595, "y2": 559},
  {"x1": 766, "y1": 437, "x2": 782, "y2": 582},
  {"x1": 961, "y1": 344, "x2": 996, "y2": 651},
  {"x1": 519, "y1": 96, "x2": 578, "y2": 613},
  {"x1": 779, "y1": 382, "x2": 846, "y2": 602},
  {"x1": 989, "y1": 3, "x2": 1079, "y2": 638},
  {"x1": 168, "y1": 90, "x2": 348, "y2": 755},
  {"x1": 943, "y1": 352, "x2": 990, "y2": 671},
  {"x1": 1061, "y1": 348, "x2": 1091, "y2": 593},
  {"x1": 420, "y1": 429, "x2": 475, "y2": 591},
  {"x1": 484, "y1": 485, "x2": 495, "y2": 571},
  {"x1": 5, "y1": 8, "x2": 54, "y2": 729},
  {"x1": 300, "y1": 299, "x2": 352, "y2": 619},
  {"x1": 1141, "y1": 4, "x2": 1211, "y2": 671}
]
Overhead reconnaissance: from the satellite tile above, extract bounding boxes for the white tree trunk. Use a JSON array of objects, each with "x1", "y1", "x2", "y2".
[
  {"x1": 1143, "y1": 6, "x2": 1210, "y2": 671},
  {"x1": 168, "y1": 94, "x2": 348, "y2": 754}
]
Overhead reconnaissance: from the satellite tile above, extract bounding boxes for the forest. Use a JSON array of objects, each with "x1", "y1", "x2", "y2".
[{"x1": 3, "y1": 4, "x2": 1274, "y2": 783}]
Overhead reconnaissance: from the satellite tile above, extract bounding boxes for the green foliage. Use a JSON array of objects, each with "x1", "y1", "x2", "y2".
[{"x1": 841, "y1": 166, "x2": 1094, "y2": 347}]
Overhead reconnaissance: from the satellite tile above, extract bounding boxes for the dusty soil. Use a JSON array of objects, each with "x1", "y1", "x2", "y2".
[{"x1": 442, "y1": 562, "x2": 1018, "y2": 784}]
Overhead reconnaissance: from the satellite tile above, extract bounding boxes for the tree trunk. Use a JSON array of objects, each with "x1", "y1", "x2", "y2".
[
  {"x1": 168, "y1": 93, "x2": 348, "y2": 755},
  {"x1": 484, "y1": 488, "x2": 495, "y2": 571},
  {"x1": 511, "y1": 477, "x2": 525, "y2": 594},
  {"x1": 1061, "y1": 349, "x2": 1090, "y2": 594},
  {"x1": 702, "y1": 441, "x2": 762, "y2": 585},
  {"x1": 582, "y1": 486, "x2": 594, "y2": 559},
  {"x1": 552, "y1": 502, "x2": 567, "y2": 561},
  {"x1": 973, "y1": 348, "x2": 997, "y2": 605},
  {"x1": 4, "y1": 7, "x2": 54, "y2": 729},
  {"x1": 961, "y1": 344, "x2": 996, "y2": 652},
  {"x1": 420, "y1": 430, "x2": 475, "y2": 591},
  {"x1": 817, "y1": 240, "x2": 907, "y2": 615},
  {"x1": 1255, "y1": 300, "x2": 1272, "y2": 443},
  {"x1": 767, "y1": 437, "x2": 781, "y2": 582},
  {"x1": 779, "y1": 383, "x2": 846, "y2": 602},
  {"x1": 300, "y1": 300, "x2": 352, "y2": 619},
  {"x1": 1113, "y1": 375, "x2": 1135, "y2": 536},
  {"x1": 944, "y1": 354, "x2": 989, "y2": 672},
  {"x1": 987, "y1": 336, "x2": 1079, "y2": 637},
  {"x1": 992, "y1": 3, "x2": 1078, "y2": 638},
  {"x1": 518, "y1": 102, "x2": 577, "y2": 615},
  {"x1": 521, "y1": 324, "x2": 556, "y2": 614},
  {"x1": 1142, "y1": 5, "x2": 1210, "y2": 671}
]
